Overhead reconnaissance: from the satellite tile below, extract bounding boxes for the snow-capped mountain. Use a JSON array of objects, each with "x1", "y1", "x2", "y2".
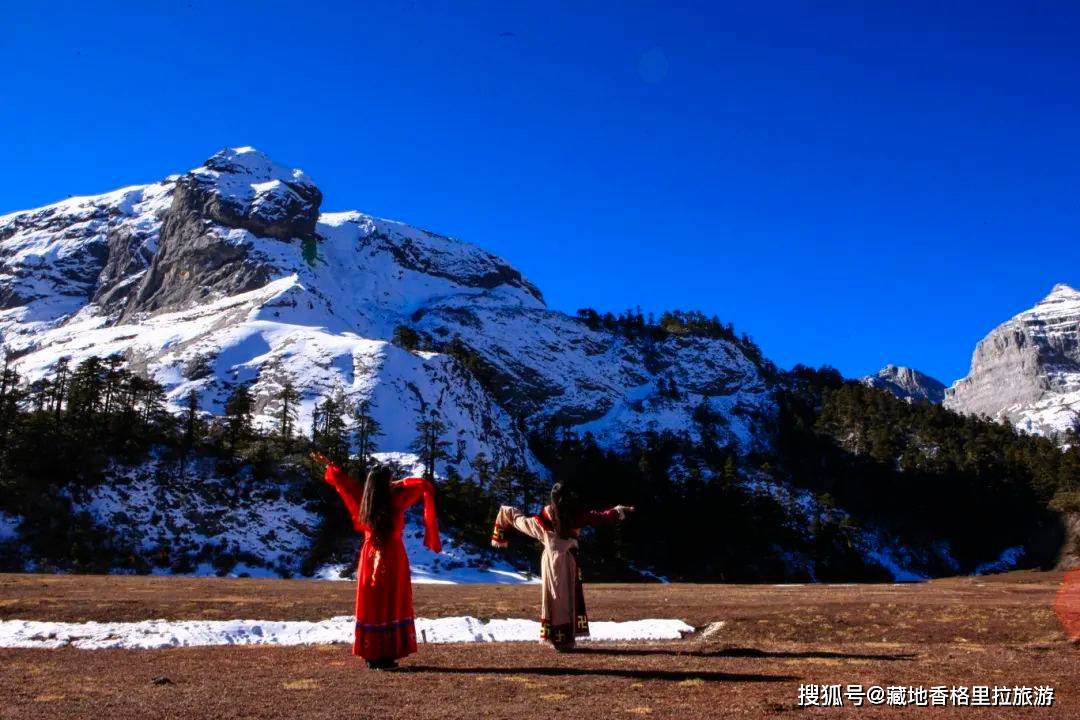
[
  {"x1": 7, "y1": 148, "x2": 1049, "y2": 583},
  {"x1": 0, "y1": 147, "x2": 774, "y2": 479},
  {"x1": 862, "y1": 364, "x2": 945, "y2": 404},
  {"x1": 944, "y1": 284, "x2": 1080, "y2": 439}
]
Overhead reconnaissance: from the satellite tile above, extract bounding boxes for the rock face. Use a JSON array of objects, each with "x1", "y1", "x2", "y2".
[
  {"x1": 944, "y1": 284, "x2": 1080, "y2": 438},
  {"x1": 0, "y1": 147, "x2": 775, "y2": 482},
  {"x1": 189, "y1": 147, "x2": 323, "y2": 242},
  {"x1": 862, "y1": 365, "x2": 946, "y2": 404},
  {"x1": 121, "y1": 148, "x2": 325, "y2": 319}
]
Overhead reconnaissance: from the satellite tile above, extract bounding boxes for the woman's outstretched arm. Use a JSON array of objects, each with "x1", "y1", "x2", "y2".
[
  {"x1": 310, "y1": 452, "x2": 364, "y2": 532},
  {"x1": 577, "y1": 505, "x2": 636, "y2": 527},
  {"x1": 492, "y1": 506, "x2": 547, "y2": 546},
  {"x1": 393, "y1": 477, "x2": 442, "y2": 553}
]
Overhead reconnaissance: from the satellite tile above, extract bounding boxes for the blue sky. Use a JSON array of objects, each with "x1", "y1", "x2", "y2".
[{"x1": 3, "y1": 1, "x2": 1079, "y2": 383}]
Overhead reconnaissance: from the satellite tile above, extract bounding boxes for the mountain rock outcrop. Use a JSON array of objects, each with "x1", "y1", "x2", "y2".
[
  {"x1": 862, "y1": 364, "x2": 946, "y2": 404},
  {"x1": 944, "y1": 283, "x2": 1080, "y2": 438}
]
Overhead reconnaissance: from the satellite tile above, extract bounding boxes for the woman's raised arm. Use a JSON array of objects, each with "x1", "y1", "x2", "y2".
[
  {"x1": 313, "y1": 453, "x2": 365, "y2": 532},
  {"x1": 578, "y1": 505, "x2": 635, "y2": 527},
  {"x1": 394, "y1": 477, "x2": 442, "y2": 553},
  {"x1": 492, "y1": 506, "x2": 548, "y2": 545}
]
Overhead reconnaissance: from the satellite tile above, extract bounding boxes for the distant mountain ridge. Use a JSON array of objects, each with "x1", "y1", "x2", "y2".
[{"x1": 862, "y1": 364, "x2": 946, "y2": 404}]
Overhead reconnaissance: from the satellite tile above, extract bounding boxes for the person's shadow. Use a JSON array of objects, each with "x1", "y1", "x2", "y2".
[
  {"x1": 397, "y1": 645, "x2": 915, "y2": 681},
  {"x1": 398, "y1": 665, "x2": 795, "y2": 683},
  {"x1": 570, "y1": 646, "x2": 917, "y2": 661}
]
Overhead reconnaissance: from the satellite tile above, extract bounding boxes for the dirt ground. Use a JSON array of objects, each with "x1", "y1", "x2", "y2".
[{"x1": 1, "y1": 572, "x2": 1077, "y2": 719}]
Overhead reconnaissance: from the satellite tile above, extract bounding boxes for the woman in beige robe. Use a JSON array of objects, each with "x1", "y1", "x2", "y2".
[{"x1": 493, "y1": 484, "x2": 632, "y2": 651}]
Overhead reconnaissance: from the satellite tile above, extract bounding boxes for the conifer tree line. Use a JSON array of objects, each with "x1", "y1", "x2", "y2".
[
  {"x1": 573, "y1": 307, "x2": 774, "y2": 372},
  {"x1": 394, "y1": 308, "x2": 774, "y2": 378},
  {"x1": 524, "y1": 367, "x2": 1080, "y2": 581},
  {"x1": 0, "y1": 351, "x2": 539, "y2": 573},
  {"x1": 1, "y1": 347, "x2": 1078, "y2": 580}
]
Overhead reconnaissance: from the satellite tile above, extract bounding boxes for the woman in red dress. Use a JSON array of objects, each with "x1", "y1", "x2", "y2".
[{"x1": 310, "y1": 451, "x2": 441, "y2": 670}]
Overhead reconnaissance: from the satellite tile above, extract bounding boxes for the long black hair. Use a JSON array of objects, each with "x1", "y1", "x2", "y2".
[
  {"x1": 359, "y1": 464, "x2": 393, "y2": 542},
  {"x1": 549, "y1": 482, "x2": 581, "y2": 539}
]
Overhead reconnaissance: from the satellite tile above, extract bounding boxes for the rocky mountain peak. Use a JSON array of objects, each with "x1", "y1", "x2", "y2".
[
  {"x1": 115, "y1": 148, "x2": 326, "y2": 319},
  {"x1": 183, "y1": 146, "x2": 323, "y2": 242},
  {"x1": 1048, "y1": 283, "x2": 1080, "y2": 299},
  {"x1": 862, "y1": 364, "x2": 946, "y2": 404},
  {"x1": 944, "y1": 283, "x2": 1080, "y2": 439},
  {"x1": 200, "y1": 146, "x2": 313, "y2": 184}
]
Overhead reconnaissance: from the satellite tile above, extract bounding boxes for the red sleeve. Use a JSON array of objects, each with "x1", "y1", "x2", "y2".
[
  {"x1": 323, "y1": 464, "x2": 365, "y2": 532},
  {"x1": 394, "y1": 477, "x2": 442, "y2": 553},
  {"x1": 577, "y1": 507, "x2": 621, "y2": 528}
]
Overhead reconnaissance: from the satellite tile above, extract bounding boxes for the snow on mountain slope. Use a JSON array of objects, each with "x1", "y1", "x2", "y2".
[
  {"x1": 3, "y1": 451, "x2": 533, "y2": 584},
  {"x1": 0, "y1": 147, "x2": 778, "y2": 579},
  {"x1": 0, "y1": 147, "x2": 774, "y2": 468},
  {"x1": 945, "y1": 284, "x2": 1080, "y2": 439},
  {"x1": 0, "y1": 182, "x2": 172, "y2": 341},
  {"x1": 419, "y1": 299, "x2": 771, "y2": 449}
]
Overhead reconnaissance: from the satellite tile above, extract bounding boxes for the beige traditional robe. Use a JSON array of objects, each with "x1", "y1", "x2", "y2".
[{"x1": 494, "y1": 505, "x2": 588, "y2": 649}]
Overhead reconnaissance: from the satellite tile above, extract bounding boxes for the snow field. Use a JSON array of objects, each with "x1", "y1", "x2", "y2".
[{"x1": 0, "y1": 617, "x2": 695, "y2": 650}]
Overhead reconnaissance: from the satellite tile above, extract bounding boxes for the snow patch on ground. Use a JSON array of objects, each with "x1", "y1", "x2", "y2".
[{"x1": 0, "y1": 617, "x2": 694, "y2": 650}]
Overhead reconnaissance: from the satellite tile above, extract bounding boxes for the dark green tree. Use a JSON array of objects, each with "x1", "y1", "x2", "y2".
[
  {"x1": 392, "y1": 325, "x2": 421, "y2": 351},
  {"x1": 223, "y1": 383, "x2": 254, "y2": 453},
  {"x1": 411, "y1": 407, "x2": 450, "y2": 481},
  {"x1": 312, "y1": 391, "x2": 349, "y2": 464},
  {"x1": 179, "y1": 389, "x2": 203, "y2": 473},
  {"x1": 277, "y1": 378, "x2": 300, "y2": 452},
  {"x1": 352, "y1": 398, "x2": 382, "y2": 477},
  {"x1": 51, "y1": 357, "x2": 71, "y2": 420}
]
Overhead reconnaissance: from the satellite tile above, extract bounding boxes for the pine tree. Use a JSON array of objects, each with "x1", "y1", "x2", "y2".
[
  {"x1": 411, "y1": 408, "x2": 450, "y2": 481},
  {"x1": 722, "y1": 455, "x2": 738, "y2": 487},
  {"x1": 26, "y1": 377, "x2": 49, "y2": 413},
  {"x1": 277, "y1": 378, "x2": 300, "y2": 452},
  {"x1": 472, "y1": 452, "x2": 492, "y2": 487},
  {"x1": 67, "y1": 357, "x2": 107, "y2": 430},
  {"x1": 0, "y1": 352, "x2": 19, "y2": 434},
  {"x1": 179, "y1": 389, "x2": 202, "y2": 473},
  {"x1": 353, "y1": 398, "x2": 382, "y2": 477},
  {"x1": 494, "y1": 464, "x2": 518, "y2": 505},
  {"x1": 312, "y1": 391, "x2": 349, "y2": 464},
  {"x1": 0, "y1": 353, "x2": 24, "y2": 484},
  {"x1": 518, "y1": 469, "x2": 544, "y2": 511},
  {"x1": 101, "y1": 354, "x2": 125, "y2": 416},
  {"x1": 51, "y1": 357, "x2": 70, "y2": 420},
  {"x1": 224, "y1": 383, "x2": 254, "y2": 453}
]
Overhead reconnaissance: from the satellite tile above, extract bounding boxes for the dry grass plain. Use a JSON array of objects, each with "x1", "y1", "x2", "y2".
[{"x1": 1, "y1": 571, "x2": 1077, "y2": 719}]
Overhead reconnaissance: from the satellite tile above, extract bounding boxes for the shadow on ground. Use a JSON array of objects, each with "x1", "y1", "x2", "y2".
[
  {"x1": 399, "y1": 665, "x2": 795, "y2": 683},
  {"x1": 571, "y1": 646, "x2": 918, "y2": 661}
]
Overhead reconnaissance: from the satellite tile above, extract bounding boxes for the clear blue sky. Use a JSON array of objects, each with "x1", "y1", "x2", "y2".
[{"x1": 3, "y1": 1, "x2": 1079, "y2": 383}]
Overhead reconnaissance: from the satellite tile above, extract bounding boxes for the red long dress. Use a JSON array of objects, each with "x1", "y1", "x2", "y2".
[{"x1": 323, "y1": 464, "x2": 441, "y2": 661}]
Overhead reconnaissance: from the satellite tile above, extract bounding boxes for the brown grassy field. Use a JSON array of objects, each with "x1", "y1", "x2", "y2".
[{"x1": 1, "y1": 572, "x2": 1077, "y2": 719}]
